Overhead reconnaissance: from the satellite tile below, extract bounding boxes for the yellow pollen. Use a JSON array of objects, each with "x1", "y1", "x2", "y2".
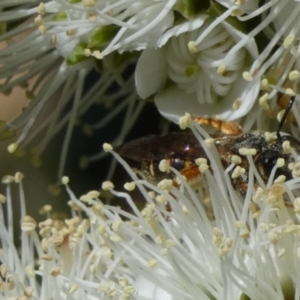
[
  {"x1": 232, "y1": 98, "x2": 241, "y2": 110},
  {"x1": 283, "y1": 35, "x2": 295, "y2": 48},
  {"x1": 242, "y1": 71, "x2": 253, "y2": 81},
  {"x1": 217, "y1": 63, "x2": 226, "y2": 75},
  {"x1": 289, "y1": 70, "x2": 300, "y2": 81},
  {"x1": 103, "y1": 143, "x2": 113, "y2": 152},
  {"x1": 259, "y1": 93, "x2": 270, "y2": 110},
  {"x1": 179, "y1": 112, "x2": 192, "y2": 129},
  {"x1": 188, "y1": 41, "x2": 198, "y2": 53}
]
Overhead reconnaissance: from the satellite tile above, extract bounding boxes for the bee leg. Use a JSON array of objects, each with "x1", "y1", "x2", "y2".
[{"x1": 192, "y1": 116, "x2": 243, "y2": 136}]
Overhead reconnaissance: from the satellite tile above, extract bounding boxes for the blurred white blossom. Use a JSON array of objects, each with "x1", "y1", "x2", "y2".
[
  {"x1": 2, "y1": 121, "x2": 300, "y2": 299},
  {"x1": 2, "y1": 0, "x2": 300, "y2": 172},
  {"x1": 136, "y1": 16, "x2": 260, "y2": 122}
]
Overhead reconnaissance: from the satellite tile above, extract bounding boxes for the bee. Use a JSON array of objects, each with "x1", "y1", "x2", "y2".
[{"x1": 119, "y1": 96, "x2": 300, "y2": 194}]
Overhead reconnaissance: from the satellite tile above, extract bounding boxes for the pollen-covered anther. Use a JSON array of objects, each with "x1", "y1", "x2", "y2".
[
  {"x1": 66, "y1": 29, "x2": 78, "y2": 36},
  {"x1": 264, "y1": 132, "x2": 277, "y2": 142},
  {"x1": 284, "y1": 224, "x2": 300, "y2": 234},
  {"x1": 24, "y1": 286, "x2": 34, "y2": 298},
  {"x1": 6, "y1": 276, "x2": 15, "y2": 290},
  {"x1": 50, "y1": 267, "x2": 62, "y2": 277},
  {"x1": 268, "y1": 232, "x2": 279, "y2": 244},
  {"x1": 199, "y1": 163, "x2": 209, "y2": 173},
  {"x1": 69, "y1": 284, "x2": 79, "y2": 293},
  {"x1": 231, "y1": 8, "x2": 244, "y2": 16},
  {"x1": 276, "y1": 158, "x2": 285, "y2": 168},
  {"x1": 238, "y1": 148, "x2": 257, "y2": 156},
  {"x1": 7, "y1": 143, "x2": 18, "y2": 153},
  {"x1": 231, "y1": 166, "x2": 245, "y2": 179},
  {"x1": 259, "y1": 93, "x2": 270, "y2": 111},
  {"x1": 187, "y1": 41, "x2": 198, "y2": 54},
  {"x1": 41, "y1": 254, "x2": 53, "y2": 261},
  {"x1": 124, "y1": 182, "x2": 136, "y2": 191},
  {"x1": 0, "y1": 194, "x2": 6, "y2": 203},
  {"x1": 157, "y1": 179, "x2": 173, "y2": 192},
  {"x1": 83, "y1": 0, "x2": 96, "y2": 6},
  {"x1": 290, "y1": 161, "x2": 300, "y2": 178},
  {"x1": 274, "y1": 175, "x2": 286, "y2": 184},
  {"x1": 37, "y1": 2, "x2": 46, "y2": 15},
  {"x1": 159, "y1": 159, "x2": 170, "y2": 172},
  {"x1": 123, "y1": 285, "x2": 136, "y2": 295},
  {"x1": 277, "y1": 110, "x2": 285, "y2": 123},
  {"x1": 213, "y1": 227, "x2": 223, "y2": 247},
  {"x1": 294, "y1": 197, "x2": 300, "y2": 213},
  {"x1": 283, "y1": 34, "x2": 295, "y2": 48},
  {"x1": 2, "y1": 175, "x2": 15, "y2": 184},
  {"x1": 217, "y1": 63, "x2": 226, "y2": 75},
  {"x1": 289, "y1": 70, "x2": 300, "y2": 81},
  {"x1": 240, "y1": 228, "x2": 250, "y2": 239},
  {"x1": 156, "y1": 195, "x2": 167, "y2": 204},
  {"x1": 38, "y1": 24, "x2": 47, "y2": 34},
  {"x1": 231, "y1": 155, "x2": 242, "y2": 165},
  {"x1": 179, "y1": 112, "x2": 192, "y2": 129},
  {"x1": 242, "y1": 71, "x2": 253, "y2": 81},
  {"x1": 102, "y1": 181, "x2": 114, "y2": 191},
  {"x1": 0, "y1": 264, "x2": 7, "y2": 278},
  {"x1": 285, "y1": 88, "x2": 295, "y2": 96},
  {"x1": 261, "y1": 78, "x2": 269, "y2": 90},
  {"x1": 84, "y1": 48, "x2": 92, "y2": 57},
  {"x1": 232, "y1": 98, "x2": 241, "y2": 110},
  {"x1": 182, "y1": 205, "x2": 189, "y2": 215},
  {"x1": 21, "y1": 216, "x2": 37, "y2": 232},
  {"x1": 86, "y1": 190, "x2": 100, "y2": 199},
  {"x1": 61, "y1": 176, "x2": 69, "y2": 185},
  {"x1": 148, "y1": 259, "x2": 158, "y2": 268},
  {"x1": 103, "y1": 143, "x2": 113, "y2": 152},
  {"x1": 34, "y1": 15, "x2": 43, "y2": 26},
  {"x1": 195, "y1": 158, "x2": 207, "y2": 165},
  {"x1": 14, "y1": 172, "x2": 24, "y2": 183},
  {"x1": 282, "y1": 141, "x2": 292, "y2": 154},
  {"x1": 92, "y1": 50, "x2": 103, "y2": 59},
  {"x1": 204, "y1": 138, "x2": 215, "y2": 148},
  {"x1": 267, "y1": 184, "x2": 286, "y2": 204},
  {"x1": 278, "y1": 248, "x2": 286, "y2": 257},
  {"x1": 112, "y1": 220, "x2": 122, "y2": 232}
]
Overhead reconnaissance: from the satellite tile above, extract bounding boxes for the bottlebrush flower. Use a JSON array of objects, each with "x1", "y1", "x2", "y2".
[{"x1": 2, "y1": 121, "x2": 300, "y2": 299}]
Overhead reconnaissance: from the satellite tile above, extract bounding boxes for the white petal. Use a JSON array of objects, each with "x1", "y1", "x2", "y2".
[
  {"x1": 157, "y1": 16, "x2": 209, "y2": 47},
  {"x1": 154, "y1": 86, "x2": 218, "y2": 123},
  {"x1": 155, "y1": 75, "x2": 260, "y2": 123},
  {"x1": 222, "y1": 22, "x2": 259, "y2": 60},
  {"x1": 135, "y1": 48, "x2": 168, "y2": 99},
  {"x1": 136, "y1": 276, "x2": 173, "y2": 300}
]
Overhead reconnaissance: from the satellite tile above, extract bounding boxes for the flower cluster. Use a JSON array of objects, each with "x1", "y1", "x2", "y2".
[
  {"x1": 1, "y1": 121, "x2": 300, "y2": 299},
  {"x1": 2, "y1": 0, "x2": 300, "y2": 176}
]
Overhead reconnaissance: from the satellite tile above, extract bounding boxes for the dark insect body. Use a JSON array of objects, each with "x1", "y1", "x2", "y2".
[{"x1": 119, "y1": 96, "x2": 300, "y2": 193}]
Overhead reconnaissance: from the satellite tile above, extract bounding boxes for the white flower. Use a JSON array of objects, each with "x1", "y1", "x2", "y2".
[
  {"x1": 213, "y1": 0, "x2": 300, "y2": 126},
  {"x1": 1, "y1": 0, "x2": 173, "y2": 177},
  {"x1": 2, "y1": 123, "x2": 300, "y2": 299},
  {"x1": 136, "y1": 16, "x2": 260, "y2": 122}
]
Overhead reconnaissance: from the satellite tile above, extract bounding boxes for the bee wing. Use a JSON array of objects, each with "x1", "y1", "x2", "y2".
[{"x1": 118, "y1": 132, "x2": 207, "y2": 162}]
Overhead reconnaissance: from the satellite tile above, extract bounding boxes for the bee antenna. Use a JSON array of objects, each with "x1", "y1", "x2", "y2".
[{"x1": 277, "y1": 95, "x2": 296, "y2": 140}]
